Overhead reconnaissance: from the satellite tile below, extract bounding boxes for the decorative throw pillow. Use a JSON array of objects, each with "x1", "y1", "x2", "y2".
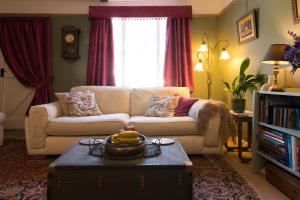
[
  {"x1": 144, "y1": 96, "x2": 180, "y2": 117},
  {"x1": 55, "y1": 92, "x2": 70, "y2": 116},
  {"x1": 175, "y1": 97, "x2": 199, "y2": 116},
  {"x1": 61, "y1": 91, "x2": 102, "y2": 117}
]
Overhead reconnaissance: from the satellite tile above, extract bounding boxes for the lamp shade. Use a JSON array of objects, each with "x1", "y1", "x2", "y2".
[
  {"x1": 220, "y1": 48, "x2": 231, "y2": 60},
  {"x1": 194, "y1": 62, "x2": 204, "y2": 71},
  {"x1": 198, "y1": 42, "x2": 208, "y2": 52},
  {"x1": 262, "y1": 44, "x2": 289, "y2": 65}
]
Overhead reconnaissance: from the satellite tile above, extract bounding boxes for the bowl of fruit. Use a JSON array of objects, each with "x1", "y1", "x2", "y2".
[{"x1": 105, "y1": 129, "x2": 146, "y2": 157}]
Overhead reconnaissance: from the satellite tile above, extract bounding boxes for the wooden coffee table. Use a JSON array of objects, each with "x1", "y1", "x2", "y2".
[{"x1": 47, "y1": 139, "x2": 193, "y2": 200}]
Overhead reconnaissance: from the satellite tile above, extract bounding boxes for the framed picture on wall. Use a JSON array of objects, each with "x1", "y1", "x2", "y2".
[
  {"x1": 292, "y1": 0, "x2": 300, "y2": 23},
  {"x1": 236, "y1": 10, "x2": 258, "y2": 45}
]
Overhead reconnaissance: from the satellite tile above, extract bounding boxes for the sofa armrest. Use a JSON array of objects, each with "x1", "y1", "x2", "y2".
[
  {"x1": 26, "y1": 102, "x2": 62, "y2": 150},
  {"x1": 188, "y1": 99, "x2": 209, "y2": 120},
  {"x1": 188, "y1": 100, "x2": 222, "y2": 147},
  {"x1": 201, "y1": 113, "x2": 221, "y2": 147}
]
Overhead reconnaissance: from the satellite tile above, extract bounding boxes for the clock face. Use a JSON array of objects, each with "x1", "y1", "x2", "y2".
[{"x1": 64, "y1": 33, "x2": 75, "y2": 43}]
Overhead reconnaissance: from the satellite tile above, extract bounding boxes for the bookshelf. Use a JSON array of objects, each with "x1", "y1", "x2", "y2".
[{"x1": 252, "y1": 91, "x2": 300, "y2": 179}]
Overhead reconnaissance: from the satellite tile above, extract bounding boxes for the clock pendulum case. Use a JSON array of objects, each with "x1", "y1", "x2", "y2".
[{"x1": 61, "y1": 25, "x2": 81, "y2": 62}]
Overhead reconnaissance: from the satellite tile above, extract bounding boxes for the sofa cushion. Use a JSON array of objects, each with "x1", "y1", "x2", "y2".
[
  {"x1": 71, "y1": 86, "x2": 131, "y2": 114},
  {"x1": 175, "y1": 97, "x2": 199, "y2": 116},
  {"x1": 55, "y1": 92, "x2": 70, "y2": 115},
  {"x1": 129, "y1": 116, "x2": 198, "y2": 136},
  {"x1": 144, "y1": 96, "x2": 180, "y2": 117},
  {"x1": 130, "y1": 87, "x2": 190, "y2": 116},
  {"x1": 62, "y1": 91, "x2": 102, "y2": 117},
  {"x1": 47, "y1": 113, "x2": 129, "y2": 136}
]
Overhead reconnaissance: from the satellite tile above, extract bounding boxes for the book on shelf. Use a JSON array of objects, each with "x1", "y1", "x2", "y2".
[
  {"x1": 259, "y1": 95, "x2": 300, "y2": 130},
  {"x1": 259, "y1": 128, "x2": 284, "y2": 141},
  {"x1": 258, "y1": 127, "x2": 300, "y2": 172}
]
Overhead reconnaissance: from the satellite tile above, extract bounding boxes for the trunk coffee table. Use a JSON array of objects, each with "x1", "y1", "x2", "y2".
[{"x1": 47, "y1": 139, "x2": 193, "y2": 200}]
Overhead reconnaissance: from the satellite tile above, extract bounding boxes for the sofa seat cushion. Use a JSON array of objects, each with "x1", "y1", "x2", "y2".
[
  {"x1": 129, "y1": 116, "x2": 198, "y2": 136},
  {"x1": 47, "y1": 113, "x2": 129, "y2": 136}
]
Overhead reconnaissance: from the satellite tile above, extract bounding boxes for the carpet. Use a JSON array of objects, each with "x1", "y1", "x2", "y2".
[{"x1": 0, "y1": 140, "x2": 260, "y2": 200}]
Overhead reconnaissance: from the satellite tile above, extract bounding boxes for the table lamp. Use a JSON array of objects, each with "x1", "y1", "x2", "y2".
[{"x1": 261, "y1": 44, "x2": 289, "y2": 91}]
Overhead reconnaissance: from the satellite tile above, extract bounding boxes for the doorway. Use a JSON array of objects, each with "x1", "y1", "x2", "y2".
[{"x1": 0, "y1": 50, "x2": 34, "y2": 129}]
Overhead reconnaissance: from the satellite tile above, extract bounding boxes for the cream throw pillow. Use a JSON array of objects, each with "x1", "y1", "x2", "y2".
[
  {"x1": 144, "y1": 96, "x2": 180, "y2": 117},
  {"x1": 55, "y1": 92, "x2": 70, "y2": 115},
  {"x1": 56, "y1": 91, "x2": 102, "y2": 117}
]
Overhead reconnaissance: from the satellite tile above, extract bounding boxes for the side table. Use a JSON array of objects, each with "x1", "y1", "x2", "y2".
[{"x1": 226, "y1": 110, "x2": 253, "y2": 163}]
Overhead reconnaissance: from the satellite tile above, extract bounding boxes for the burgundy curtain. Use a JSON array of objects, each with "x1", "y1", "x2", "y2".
[
  {"x1": 164, "y1": 17, "x2": 194, "y2": 92},
  {"x1": 0, "y1": 17, "x2": 53, "y2": 110},
  {"x1": 87, "y1": 17, "x2": 115, "y2": 86},
  {"x1": 88, "y1": 6, "x2": 192, "y2": 87}
]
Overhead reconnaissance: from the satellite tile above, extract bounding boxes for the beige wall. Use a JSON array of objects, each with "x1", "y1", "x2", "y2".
[{"x1": 218, "y1": 0, "x2": 300, "y2": 110}]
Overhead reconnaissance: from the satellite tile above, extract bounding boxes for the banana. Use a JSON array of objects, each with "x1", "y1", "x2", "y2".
[
  {"x1": 110, "y1": 131, "x2": 141, "y2": 144},
  {"x1": 116, "y1": 137, "x2": 140, "y2": 144},
  {"x1": 118, "y1": 131, "x2": 139, "y2": 138},
  {"x1": 111, "y1": 134, "x2": 120, "y2": 143}
]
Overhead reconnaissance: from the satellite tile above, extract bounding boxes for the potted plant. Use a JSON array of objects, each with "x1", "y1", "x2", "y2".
[{"x1": 222, "y1": 57, "x2": 266, "y2": 113}]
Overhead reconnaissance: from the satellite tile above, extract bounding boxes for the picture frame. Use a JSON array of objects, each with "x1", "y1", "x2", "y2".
[
  {"x1": 292, "y1": 0, "x2": 300, "y2": 23},
  {"x1": 236, "y1": 10, "x2": 258, "y2": 45}
]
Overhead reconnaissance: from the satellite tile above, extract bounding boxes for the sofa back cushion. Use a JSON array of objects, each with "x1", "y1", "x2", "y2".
[
  {"x1": 71, "y1": 86, "x2": 131, "y2": 114},
  {"x1": 130, "y1": 87, "x2": 190, "y2": 116}
]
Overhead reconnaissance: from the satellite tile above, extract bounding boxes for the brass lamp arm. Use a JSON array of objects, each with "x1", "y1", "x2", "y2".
[
  {"x1": 210, "y1": 40, "x2": 229, "y2": 59},
  {"x1": 196, "y1": 51, "x2": 209, "y2": 66}
]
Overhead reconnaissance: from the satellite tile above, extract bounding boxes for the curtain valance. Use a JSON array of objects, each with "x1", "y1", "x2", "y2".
[{"x1": 89, "y1": 6, "x2": 192, "y2": 18}]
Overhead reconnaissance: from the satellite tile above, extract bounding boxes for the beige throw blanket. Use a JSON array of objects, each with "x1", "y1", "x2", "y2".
[{"x1": 189, "y1": 99, "x2": 236, "y2": 143}]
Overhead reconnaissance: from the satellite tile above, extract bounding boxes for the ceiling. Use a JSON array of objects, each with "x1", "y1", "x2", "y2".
[{"x1": 0, "y1": 0, "x2": 237, "y2": 15}]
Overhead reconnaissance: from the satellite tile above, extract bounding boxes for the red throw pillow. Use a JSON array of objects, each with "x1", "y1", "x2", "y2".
[{"x1": 175, "y1": 97, "x2": 199, "y2": 116}]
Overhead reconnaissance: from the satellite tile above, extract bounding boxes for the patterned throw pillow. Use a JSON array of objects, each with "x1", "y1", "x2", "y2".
[
  {"x1": 144, "y1": 96, "x2": 180, "y2": 117},
  {"x1": 175, "y1": 97, "x2": 199, "y2": 116},
  {"x1": 61, "y1": 91, "x2": 102, "y2": 117}
]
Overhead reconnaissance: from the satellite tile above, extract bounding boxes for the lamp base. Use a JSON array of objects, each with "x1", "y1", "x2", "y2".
[{"x1": 269, "y1": 84, "x2": 284, "y2": 92}]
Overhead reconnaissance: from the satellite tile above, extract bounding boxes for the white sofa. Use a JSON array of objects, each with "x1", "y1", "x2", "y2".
[{"x1": 25, "y1": 86, "x2": 222, "y2": 155}]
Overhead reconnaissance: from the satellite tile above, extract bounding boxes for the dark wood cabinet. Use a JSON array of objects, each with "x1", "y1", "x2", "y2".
[{"x1": 47, "y1": 141, "x2": 193, "y2": 200}]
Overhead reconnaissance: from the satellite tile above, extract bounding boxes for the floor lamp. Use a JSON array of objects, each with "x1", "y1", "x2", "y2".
[{"x1": 194, "y1": 33, "x2": 231, "y2": 99}]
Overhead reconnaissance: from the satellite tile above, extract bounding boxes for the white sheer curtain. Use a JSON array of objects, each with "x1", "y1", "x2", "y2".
[{"x1": 112, "y1": 18, "x2": 167, "y2": 87}]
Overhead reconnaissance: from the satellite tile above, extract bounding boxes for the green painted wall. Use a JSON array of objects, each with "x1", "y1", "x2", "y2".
[
  {"x1": 218, "y1": 0, "x2": 300, "y2": 110},
  {"x1": 52, "y1": 16, "x2": 90, "y2": 93},
  {"x1": 50, "y1": 16, "x2": 220, "y2": 98}
]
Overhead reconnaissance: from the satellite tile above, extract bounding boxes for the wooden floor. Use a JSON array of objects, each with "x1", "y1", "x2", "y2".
[
  {"x1": 3, "y1": 130, "x2": 289, "y2": 200},
  {"x1": 224, "y1": 150, "x2": 289, "y2": 200}
]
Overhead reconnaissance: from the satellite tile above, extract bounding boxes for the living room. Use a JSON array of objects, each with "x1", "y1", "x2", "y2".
[{"x1": 1, "y1": 0, "x2": 300, "y2": 199}]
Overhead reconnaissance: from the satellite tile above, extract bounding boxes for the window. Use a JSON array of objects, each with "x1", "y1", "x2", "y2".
[{"x1": 112, "y1": 18, "x2": 167, "y2": 87}]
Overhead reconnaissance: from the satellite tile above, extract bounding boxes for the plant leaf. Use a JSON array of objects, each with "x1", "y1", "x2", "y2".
[
  {"x1": 232, "y1": 76, "x2": 239, "y2": 87},
  {"x1": 222, "y1": 81, "x2": 231, "y2": 91},
  {"x1": 239, "y1": 57, "x2": 250, "y2": 83},
  {"x1": 245, "y1": 74, "x2": 254, "y2": 81}
]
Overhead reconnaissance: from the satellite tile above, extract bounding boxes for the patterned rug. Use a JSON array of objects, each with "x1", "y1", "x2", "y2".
[{"x1": 0, "y1": 140, "x2": 260, "y2": 200}]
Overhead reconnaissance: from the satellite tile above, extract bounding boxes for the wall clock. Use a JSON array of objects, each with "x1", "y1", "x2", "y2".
[{"x1": 61, "y1": 25, "x2": 81, "y2": 62}]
